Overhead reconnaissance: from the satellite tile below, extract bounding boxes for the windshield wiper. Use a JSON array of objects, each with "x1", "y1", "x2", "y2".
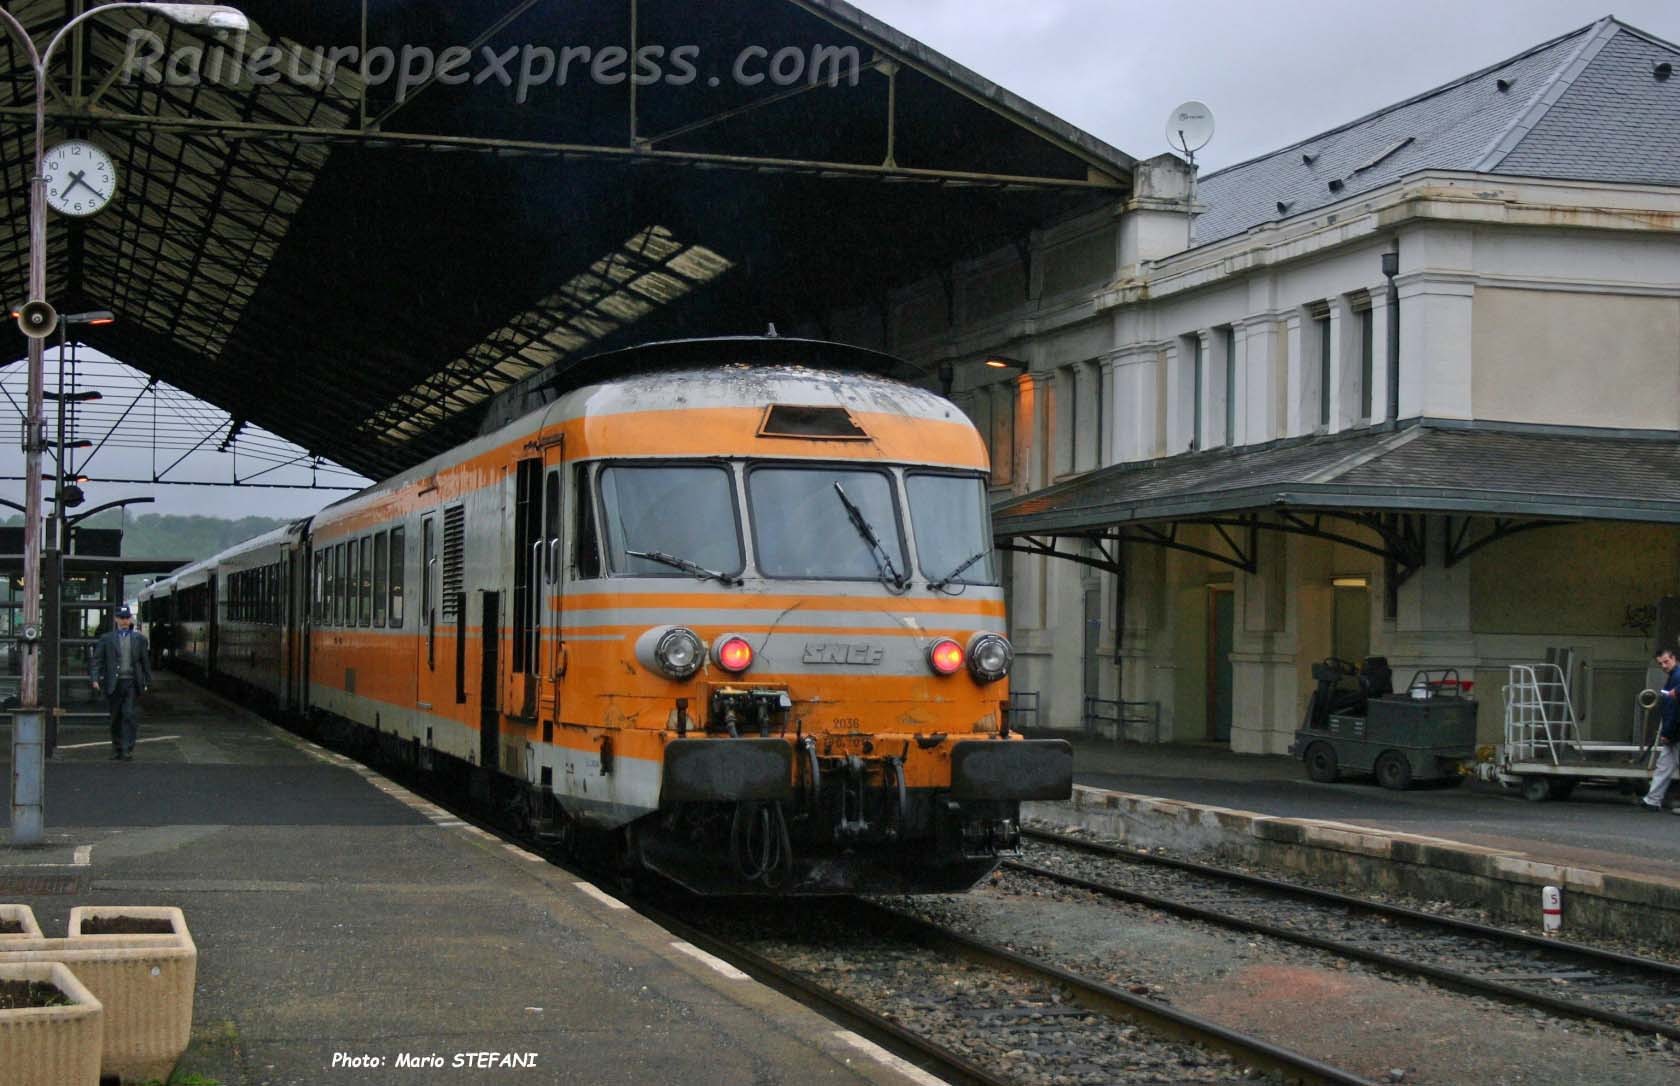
[
  {"x1": 928, "y1": 549, "x2": 990, "y2": 591},
  {"x1": 832, "y1": 482, "x2": 907, "y2": 591},
  {"x1": 625, "y1": 548, "x2": 742, "y2": 587}
]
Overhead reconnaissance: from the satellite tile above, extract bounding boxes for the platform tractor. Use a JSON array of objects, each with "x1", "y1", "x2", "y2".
[{"x1": 1290, "y1": 657, "x2": 1478, "y2": 789}]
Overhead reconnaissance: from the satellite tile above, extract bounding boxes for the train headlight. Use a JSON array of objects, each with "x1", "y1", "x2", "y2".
[
  {"x1": 928, "y1": 638, "x2": 965, "y2": 675},
  {"x1": 713, "y1": 634, "x2": 754, "y2": 673},
  {"x1": 652, "y1": 627, "x2": 704, "y2": 679},
  {"x1": 967, "y1": 633, "x2": 1012, "y2": 683}
]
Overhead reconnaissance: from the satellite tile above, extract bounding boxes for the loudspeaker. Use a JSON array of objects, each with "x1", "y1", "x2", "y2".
[{"x1": 16, "y1": 299, "x2": 56, "y2": 339}]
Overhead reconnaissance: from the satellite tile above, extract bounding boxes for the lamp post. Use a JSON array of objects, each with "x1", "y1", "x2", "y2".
[
  {"x1": 40, "y1": 310, "x2": 111, "y2": 758},
  {"x1": 1, "y1": 4, "x2": 247, "y2": 846}
]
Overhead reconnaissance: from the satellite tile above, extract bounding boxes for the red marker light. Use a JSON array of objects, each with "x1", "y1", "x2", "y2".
[
  {"x1": 716, "y1": 636, "x2": 754, "y2": 673},
  {"x1": 928, "y1": 638, "x2": 964, "y2": 675}
]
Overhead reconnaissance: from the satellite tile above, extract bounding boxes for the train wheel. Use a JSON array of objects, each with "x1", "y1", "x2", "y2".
[
  {"x1": 1305, "y1": 742, "x2": 1339, "y2": 783},
  {"x1": 1521, "y1": 776, "x2": 1552, "y2": 802},
  {"x1": 1375, "y1": 751, "x2": 1412, "y2": 791}
]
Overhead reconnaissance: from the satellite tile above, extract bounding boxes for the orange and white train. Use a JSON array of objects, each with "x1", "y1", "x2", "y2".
[{"x1": 139, "y1": 338, "x2": 1072, "y2": 894}]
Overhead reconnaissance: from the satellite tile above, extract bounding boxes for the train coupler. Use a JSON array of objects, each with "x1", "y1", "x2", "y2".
[{"x1": 945, "y1": 799, "x2": 1021, "y2": 858}]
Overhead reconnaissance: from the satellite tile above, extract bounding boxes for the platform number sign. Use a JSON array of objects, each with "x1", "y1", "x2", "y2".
[{"x1": 43, "y1": 141, "x2": 117, "y2": 218}]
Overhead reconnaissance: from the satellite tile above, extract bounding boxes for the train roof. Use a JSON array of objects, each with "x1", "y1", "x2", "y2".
[
  {"x1": 312, "y1": 338, "x2": 978, "y2": 533},
  {"x1": 137, "y1": 518, "x2": 309, "y2": 598},
  {"x1": 479, "y1": 337, "x2": 929, "y2": 434}
]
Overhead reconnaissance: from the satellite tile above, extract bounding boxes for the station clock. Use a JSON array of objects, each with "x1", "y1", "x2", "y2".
[{"x1": 43, "y1": 140, "x2": 117, "y2": 218}]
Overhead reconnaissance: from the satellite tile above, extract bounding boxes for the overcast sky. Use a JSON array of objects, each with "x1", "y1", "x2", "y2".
[
  {"x1": 852, "y1": 0, "x2": 1680, "y2": 172},
  {"x1": 6, "y1": 1, "x2": 1676, "y2": 522}
]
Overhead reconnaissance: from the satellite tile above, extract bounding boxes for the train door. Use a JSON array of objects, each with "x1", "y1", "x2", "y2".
[
  {"x1": 480, "y1": 592, "x2": 500, "y2": 770},
  {"x1": 418, "y1": 514, "x2": 436, "y2": 708},
  {"x1": 285, "y1": 549, "x2": 303, "y2": 712},
  {"x1": 540, "y1": 439, "x2": 565, "y2": 721},
  {"x1": 512, "y1": 457, "x2": 542, "y2": 720},
  {"x1": 207, "y1": 575, "x2": 219, "y2": 674}
]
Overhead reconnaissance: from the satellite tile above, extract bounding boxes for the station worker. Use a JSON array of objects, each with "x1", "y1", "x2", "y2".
[
  {"x1": 89, "y1": 605, "x2": 152, "y2": 761},
  {"x1": 1642, "y1": 648, "x2": 1680, "y2": 812}
]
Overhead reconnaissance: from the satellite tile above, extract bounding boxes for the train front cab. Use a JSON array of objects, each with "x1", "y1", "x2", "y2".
[{"x1": 500, "y1": 379, "x2": 1072, "y2": 895}]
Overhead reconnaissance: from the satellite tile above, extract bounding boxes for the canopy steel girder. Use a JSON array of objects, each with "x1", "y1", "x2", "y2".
[
  {"x1": 996, "y1": 508, "x2": 1559, "y2": 586},
  {"x1": 1443, "y1": 514, "x2": 1558, "y2": 567},
  {"x1": 2, "y1": 105, "x2": 1126, "y2": 191},
  {"x1": 0, "y1": 1, "x2": 1133, "y2": 480}
]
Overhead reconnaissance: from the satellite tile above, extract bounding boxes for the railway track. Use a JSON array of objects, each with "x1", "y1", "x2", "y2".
[
  {"x1": 665, "y1": 892, "x2": 1375, "y2": 1086},
  {"x1": 299, "y1": 726, "x2": 1375, "y2": 1084},
  {"x1": 1017, "y1": 827, "x2": 1680, "y2": 1043}
]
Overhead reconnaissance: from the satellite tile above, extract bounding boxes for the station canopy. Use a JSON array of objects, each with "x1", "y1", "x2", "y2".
[{"x1": 0, "y1": 0, "x2": 1134, "y2": 481}]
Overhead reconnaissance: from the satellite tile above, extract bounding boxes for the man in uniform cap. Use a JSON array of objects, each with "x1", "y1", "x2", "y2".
[{"x1": 89, "y1": 605, "x2": 151, "y2": 760}]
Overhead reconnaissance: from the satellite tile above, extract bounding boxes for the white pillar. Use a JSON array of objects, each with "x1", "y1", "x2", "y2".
[
  {"x1": 1365, "y1": 285, "x2": 1394, "y2": 422},
  {"x1": 1238, "y1": 315, "x2": 1281, "y2": 445},
  {"x1": 1284, "y1": 311, "x2": 1310, "y2": 437},
  {"x1": 1328, "y1": 294, "x2": 1356, "y2": 432},
  {"x1": 1073, "y1": 360, "x2": 1101, "y2": 472},
  {"x1": 1098, "y1": 357, "x2": 1119, "y2": 467},
  {"x1": 1400, "y1": 275, "x2": 1475, "y2": 421}
]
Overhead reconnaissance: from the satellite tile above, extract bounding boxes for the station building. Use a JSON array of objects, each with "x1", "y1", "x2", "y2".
[{"x1": 797, "y1": 17, "x2": 1680, "y2": 751}]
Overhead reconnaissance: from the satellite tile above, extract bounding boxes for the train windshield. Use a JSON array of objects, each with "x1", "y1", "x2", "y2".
[
  {"x1": 599, "y1": 464, "x2": 743, "y2": 579},
  {"x1": 749, "y1": 466, "x2": 906, "y2": 581},
  {"x1": 909, "y1": 473, "x2": 998, "y2": 587}
]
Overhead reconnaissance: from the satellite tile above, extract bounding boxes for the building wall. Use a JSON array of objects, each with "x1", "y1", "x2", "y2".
[
  {"x1": 873, "y1": 168, "x2": 1680, "y2": 749},
  {"x1": 1471, "y1": 288, "x2": 1680, "y2": 430}
]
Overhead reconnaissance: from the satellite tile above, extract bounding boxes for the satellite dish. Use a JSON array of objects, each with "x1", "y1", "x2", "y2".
[{"x1": 1166, "y1": 100, "x2": 1215, "y2": 156}]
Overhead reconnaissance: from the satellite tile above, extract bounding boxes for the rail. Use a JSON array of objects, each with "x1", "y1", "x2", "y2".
[{"x1": 1019, "y1": 826, "x2": 1680, "y2": 1043}]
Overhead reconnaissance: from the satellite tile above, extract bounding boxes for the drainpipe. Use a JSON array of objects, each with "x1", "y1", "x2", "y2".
[{"x1": 1381, "y1": 246, "x2": 1400, "y2": 424}]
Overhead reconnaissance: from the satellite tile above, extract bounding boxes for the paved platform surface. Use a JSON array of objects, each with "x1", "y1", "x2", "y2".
[
  {"x1": 0, "y1": 676, "x2": 927, "y2": 1086},
  {"x1": 1043, "y1": 732, "x2": 1680, "y2": 882}
]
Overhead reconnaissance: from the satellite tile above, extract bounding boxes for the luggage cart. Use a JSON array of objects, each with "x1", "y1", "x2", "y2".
[
  {"x1": 1480, "y1": 664, "x2": 1655, "y2": 801},
  {"x1": 1289, "y1": 660, "x2": 1477, "y2": 789}
]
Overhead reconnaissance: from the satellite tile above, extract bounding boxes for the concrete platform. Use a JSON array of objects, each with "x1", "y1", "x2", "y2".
[
  {"x1": 0, "y1": 676, "x2": 931, "y2": 1086},
  {"x1": 1028, "y1": 733, "x2": 1680, "y2": 943}
]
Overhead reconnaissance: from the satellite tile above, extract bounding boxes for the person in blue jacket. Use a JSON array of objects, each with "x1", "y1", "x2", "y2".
[{"x1": 1641, "y1": 648, "x2": 1680, "y2": 812}]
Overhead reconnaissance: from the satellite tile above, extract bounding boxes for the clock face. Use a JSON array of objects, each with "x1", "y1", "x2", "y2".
[{"x1": 44, "y1": 141, "x2": 117, "y2": 218}]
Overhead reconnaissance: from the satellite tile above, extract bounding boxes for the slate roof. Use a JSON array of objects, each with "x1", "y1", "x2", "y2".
[
  {"x1": 991, "y1": 423, "x2": 1680, "y2": 537},
  {"x1": 1194, "y1": 17, "x2": 1680, "y2": 245}
]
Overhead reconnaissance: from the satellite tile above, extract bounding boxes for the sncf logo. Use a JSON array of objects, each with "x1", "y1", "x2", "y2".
[{"x1": 802, "y1": 641, "x2": 885, "y2": 666}]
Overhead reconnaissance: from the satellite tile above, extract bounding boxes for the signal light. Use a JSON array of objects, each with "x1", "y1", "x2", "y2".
[
  {"x1": 652, "y1": 627, "x2": 703, "y2": 679},
  {"x1": 928, "y1": 638, "x2": 964, "y2": 675},
  {"x1": 715, "y1": 635, "x2": 754, "y2": 673},
  {"x1": 968, "y1": 633, "x2": 1013, "y2": 683}
]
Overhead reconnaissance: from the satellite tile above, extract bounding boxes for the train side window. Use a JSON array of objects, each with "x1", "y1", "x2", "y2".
[
  {"x1": 544, "y1": 471, "x2": 561, "y2": 583},
  {"x1": 359, "y1": 536, "x2": 373, "y2": 627},
  {"x1": 388, "y1": 526, "x2": 405, "y2": 629},
  {"x1": 345, "y1": 542, "x2": 356, "y2": 626},
  {"x1": 572, "y1": 463, "x2": 600, "y2": 580},
  {"x1": 336, "y1": 542, "x2": 349, "y2": 626},
  {"x1": 373, "y1": 531, "x2": 388, "y2": 628}
]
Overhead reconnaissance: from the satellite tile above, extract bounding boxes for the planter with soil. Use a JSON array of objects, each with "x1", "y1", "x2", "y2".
[
  {"x1": 0, "y1": 960, "x2": 104, "y2": 1086},
  {"x1": 0, "y1": 904, "x2": 43, "y2": 942},
  {"x1": 3, "y1": 908, "x2": 196, "y2": 1083}
]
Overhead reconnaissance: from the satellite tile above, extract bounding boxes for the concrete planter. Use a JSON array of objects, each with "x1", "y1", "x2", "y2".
[
  {"x1": 0, "y1": 904, "x2": 43, "y2": 942},
  {"x1": 0, "y1": 960, "x2": 104, "y2": 1086},
  {"x1": 2, "y1": 908, "x2": 196, "y2": 1084}
]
